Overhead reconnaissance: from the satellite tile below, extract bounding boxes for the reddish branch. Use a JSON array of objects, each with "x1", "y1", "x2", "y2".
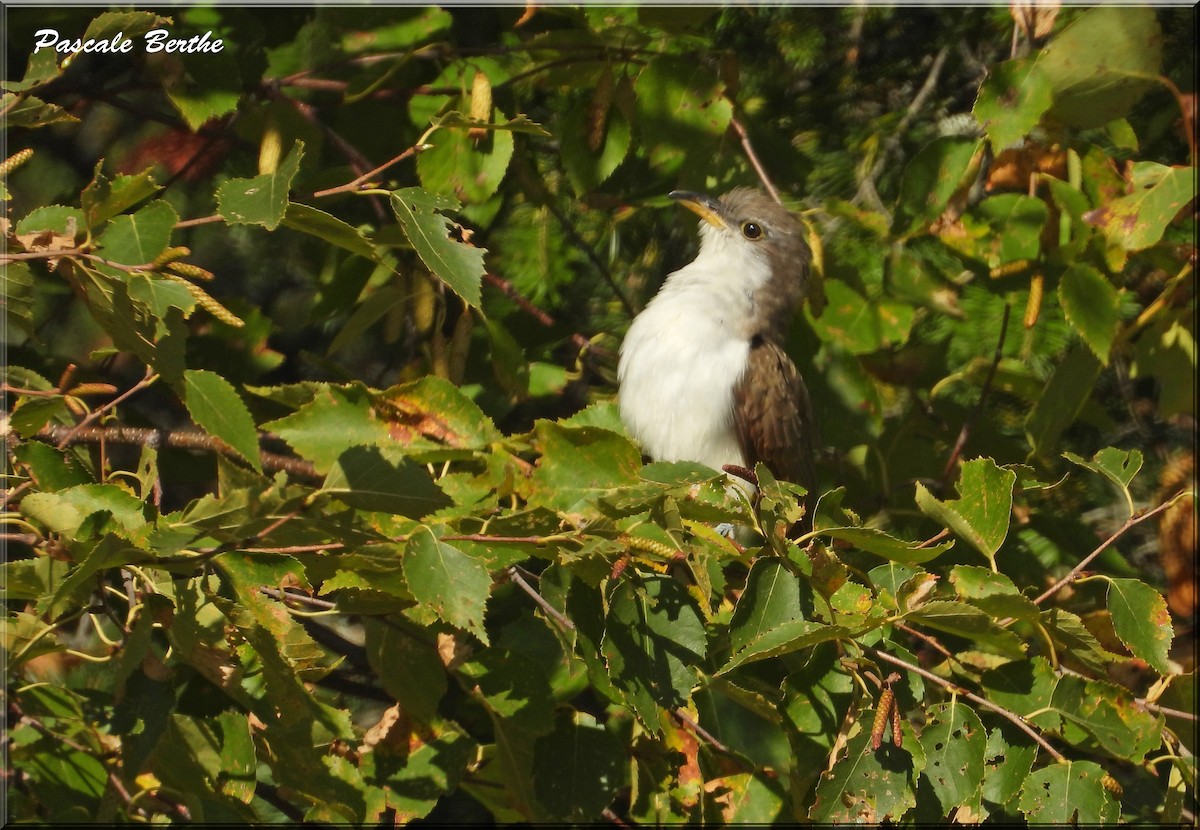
[{"x1": 36, "y1": 422, "x2": 321, "y2": 481}]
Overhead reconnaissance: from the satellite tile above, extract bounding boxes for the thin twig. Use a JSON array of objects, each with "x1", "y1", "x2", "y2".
[
  {"x1": 243, "y1": 543, "x2": 345, "y2": 554},
  {"x1": 174, "y1": 214, "x2": 224, "y2": 230},
  {"x1": 312, "y1": 141, "x2": 431, "y2": 199},
  {"x1": 860, "y1": 643, "x2": 1066, "y2": 763},
  {"x1": 941, "y1": 302, "x2": 1011, "y2": 486},
  {"x1": 506, "y1": 566, "x2": 575, "y2": 631},
  {"x1": 729, "y1": 116, "x2": 783, "y2": 205},
  {"x1": 1033, "y1": 494, "x2": 1187, "y2": 606},
  {"x1": 259, "y1": 587, "x2": 338, "y2": 611}
]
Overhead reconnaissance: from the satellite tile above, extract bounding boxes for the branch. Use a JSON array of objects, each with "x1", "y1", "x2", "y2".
[
  {"x1": 37, "y1": 422, "x2": 321, "y2": 481},
  {"x1": 505, "y1": 565, "x2": 575, "y2": 631},
  {"x1": 859, "y1": 643, "x2": 1066, "y2": 763},
  {"x1": 729, "y1": 116, "x2": 783, "y2": 205},
  {"x1": 311, "y1": 139, "x2": 432, "y2": 199},
  {"x1": 1033, "y1": 494, "x2": 1188, "y2": 606}
]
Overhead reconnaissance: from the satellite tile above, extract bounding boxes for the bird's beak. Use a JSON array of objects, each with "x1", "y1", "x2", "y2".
[{"x1": 669, "y1": 190, "x2": 728, "y2": 230}]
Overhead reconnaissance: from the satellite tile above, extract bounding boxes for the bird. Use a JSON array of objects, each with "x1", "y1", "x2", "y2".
[{"x1": 618, "y1": 187, "x2": 818, "y2": 526}]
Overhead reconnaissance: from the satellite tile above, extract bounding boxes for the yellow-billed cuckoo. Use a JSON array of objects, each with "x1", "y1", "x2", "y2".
[{"x1": 618, "y1": 187, "x2": 817, "y2": 521}]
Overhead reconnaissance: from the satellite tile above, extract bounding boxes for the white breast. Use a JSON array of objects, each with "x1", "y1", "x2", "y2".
[{"x1": 617, "y1": 233, "x2": 771, "y2": 474}]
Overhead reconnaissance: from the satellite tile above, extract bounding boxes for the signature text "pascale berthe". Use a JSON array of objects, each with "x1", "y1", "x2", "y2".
[{"x1": 33, "y1": 29, "x2": 224, "y2": 55}]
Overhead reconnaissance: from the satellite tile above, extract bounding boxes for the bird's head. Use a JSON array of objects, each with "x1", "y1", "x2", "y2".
[{"x1": 670, "y1": 187, "x2": 811, "y2": 335}]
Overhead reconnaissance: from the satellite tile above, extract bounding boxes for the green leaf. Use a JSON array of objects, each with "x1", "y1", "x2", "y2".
[
  {"x1": 895, "y1": 137, "x2": 984, "y2": 232},
  {"x1": 81, "y1": 164, "x2": 161, "y2": 230},
  {"x1": 981, "y1": 657, "x2": 1060, "y2": 730},
  {"x1": 390, "y1": 188, "x2": 486, "y2": 307},
  {"x1": 719, "y1": 619, "x2": 852, "y2": 675},
  {"x1": 728, "y1": 558, "x2": 804, "y2": 657},
  {"x1": 217, "y1": 141, "x2": 305, "y2": 230},
  {"x1": 981, "y1": 725, "x2": 1036, "y2": 819},
  {"x1": 417, "y1": 115, "x2": 514, "y2": 204},
  {"x1": 915, "y1": 458, "x2": 1015, "y2": 565},
  {"x1": 601, "y1": 575, "x2": 706, "y2": 732},
  {"x1": 530, "y1": 420, "x2": 641, "y2": 515},
  {"x1": 403, "y1": 528, "x2": 492, "y2": 644},
  {"x1": 1024, "y1": 343, "x2": 1102, "y2": 460},
  {"x1": 262, "y1": 384, "x2": 393, "y2": 474},
  {"x1": 460, "y1": 649, "x2": 555, "y2": 736},
  {"x1": 20, "y1": 484, "x2": 147, "y2": 537},
  {"x1": 1085, "y1": 163, "x2": 1195, "y2": 252},
  {"x1": 917, "y1": 701, "x2": 986, "y2": 819},
  {"x1": 905, "y1": 600, "x2": 1025, "y2": 658},
  {"x1": 559, "y1": 76, "x2": 633, "y2": 194},
  {"x1": 1058, "y1": 263, "x2": 1121, "y2": 364},
  {"x1": 809, "y1": 726, "x2": 920, "y2": 823},
  {"x1": 706, "y1": 772, "x2": 789, "y2": 823},
  {"x1": 1106, "y1": 577, "x2": 1173, "y2": 674},
  {"x1": 282, "y1": 202, "x2": 377, "y2": 259},
  {"x1": 1052, "y1": 673, "x2": 1162, "y2": 763},
  {"x1": 15, "y1": 204, "x2": 84, "y2": 238},
  {"x1": 1, "y1": 94, "x2": 78, "y2": 129},
  {"x1": 531, "y1": 711, "x2": 626, "y2": 822},
  {"x1": 159, "y1": 49, "x2": 243, "y2": 131},
  {"x1": 365, "y1": 720, "x2": 474, "y2": 822},
  {"x1": 323, "y1": 446, "x2": 450, "y2": 517},
  {"x1": 1036, "y1": 6, "x2": 1163, "y2": 130},
  {"x1": 1017, "y1": 761, "x2": 1118, "y2": 823},
  {"x1": 1063, "y1": 447, "x2": 1143, "y2": 516},
  {"x1": 973, "y1": 57, "x2": 1053, "y2": 150},
  {"x1": 183, "y1": 369, "x2": 262, "y2": 472},
  {"x1": 96, "y1": 199, "x2": 177, "y2": 263}
]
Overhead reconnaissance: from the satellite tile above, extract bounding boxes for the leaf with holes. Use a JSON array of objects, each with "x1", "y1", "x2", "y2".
[
  {"x1": 917, "y1": 701, "x2": 985, "y2": 818},
  {"x1": 1017, "y1": 761, "x2": 1118, "y2": 823}
]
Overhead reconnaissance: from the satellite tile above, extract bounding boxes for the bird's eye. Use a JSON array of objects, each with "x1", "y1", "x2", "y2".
[{"x1": 741, "y1": 222, "x2": 764, "y2": 240}]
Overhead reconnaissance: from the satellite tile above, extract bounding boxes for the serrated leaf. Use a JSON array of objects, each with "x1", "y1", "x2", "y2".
[
  {"x1": 809, "y1": 726, "x2": 920, "y2": 823},
  {"x1": 1058, "y1": 263, "x2": 1121, "y2": 364},
  {"x1": 634, "y1": 56, "x2": 732, "y2": 175},
  {"x1": 183, "y1": 369, "x2": 262, "y2": 472},
  {"x1": 975, "y1": 193, "x2": 1049, "y2": 265},
  {"x1": 905, "y1": 600, "x2": 1026, "y2": 658},
  {"x1": 728, "y1": 559, "x2": 804, "y2": 655},
  {"x1": 1, "y1": 94, "x2": 79, "y2": 129},
  {"x1": 602, "y1": 575, "x2": 706, "y2": 732},
  {"x1": 217, "y1": 141, "x2": 304, "y2": 230},
  {"x1": 390, "y1": 188, "x2": 485, "y2": 307},
  {"x1": 719, "y1": 619, "x2": 852, "y2": 675},
  {"x1": 1107, "y1": 577, "x2": 1173, "y2": 674},
  {"x1": 262, "y1": 384, "x2": 393, "y2": 474},
  {"x1": 20, "y1": 484, "x2": 147, "y2": 537},
  {"x1": 918, "y1": 701, "x2": 986, "y2": 818},
  {"x1": 1017, "y1": 761, "x2": 1118, "y2": 823},
  {"x1": 915, "y1": 458, "x2": 1015, "y2": 565},
  {"x1": 417, "y1": 116, "x2": 514, "y2": 206},
  {"x1": 403, "y1": 528, "x2": 492, "y2": 643},
  {"x1": 973, "y1": 57, "x2": 1053, "y2": 150},
  {"x1": 282, "y1": 202, "x2": 377, "y2": 259}
]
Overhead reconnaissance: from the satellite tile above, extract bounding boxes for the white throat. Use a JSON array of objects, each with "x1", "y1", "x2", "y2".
[{"x1": 617, "y1": 232, "x2": 773, "y2": 474}]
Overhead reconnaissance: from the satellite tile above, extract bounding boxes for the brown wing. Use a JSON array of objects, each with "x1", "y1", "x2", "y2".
[{"x1": 733, "y1": 337, "x2": 818, "y2": 505}]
